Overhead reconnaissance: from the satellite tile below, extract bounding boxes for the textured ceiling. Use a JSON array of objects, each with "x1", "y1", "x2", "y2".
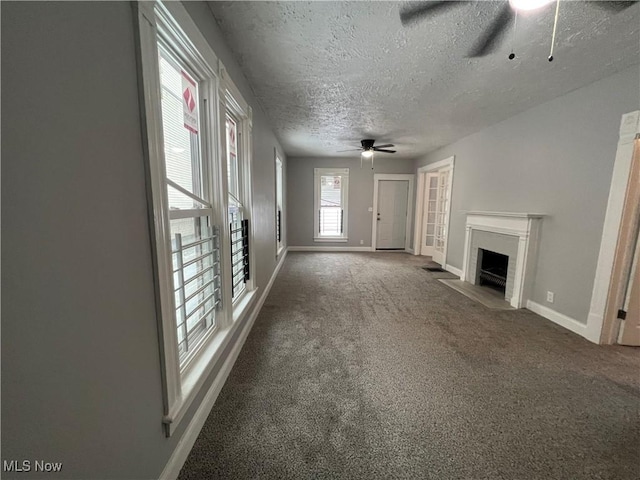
[{"x1": 207, "y1": 1, "x2": 640, "y2": 159}]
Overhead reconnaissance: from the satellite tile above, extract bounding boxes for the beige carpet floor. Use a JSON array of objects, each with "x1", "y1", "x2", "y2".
[{"x1": 179, "y1": 252, "x2": 640, "y2": 480}]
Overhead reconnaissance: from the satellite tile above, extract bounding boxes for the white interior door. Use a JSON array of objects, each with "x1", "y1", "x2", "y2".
[
  {"x1": 619, "y1": 230, "x2": 640, "y2": 345},
  {"x1": 420, "y1": 168, "x2": 451, "y2": 265},
  {"x1": 421, "y1": 173, "x2": 439, "y2": 257},
  {"x1": 376, "y1": 180, "x2": 409, "y2": 249},
  {"x1": 432, "y1": 168, "x2": 451, "y2": 265}
]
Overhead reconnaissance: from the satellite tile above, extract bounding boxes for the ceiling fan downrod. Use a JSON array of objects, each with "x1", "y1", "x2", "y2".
[
  {"x1": 509, "y1": 9, "x2": 519, "y2": 60},
  {"x1": 548, "y1": 0, "x2": 562, "y2": 61}
]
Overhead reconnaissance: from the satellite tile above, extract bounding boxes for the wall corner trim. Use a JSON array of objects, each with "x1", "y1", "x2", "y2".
[
  {"x1": 526, "y1": 300, "x2": 597, "y2": 343},
  {"x1": 159, "y1": 249, "x2": 289, "y2": 480}
]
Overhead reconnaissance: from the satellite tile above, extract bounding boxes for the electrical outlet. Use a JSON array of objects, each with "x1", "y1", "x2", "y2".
[
  {"x1": 546, "y1": 291, "x2": 554, "y2": 303},
  {"x1": 368, "y1": 207, "x2": 373, "y2": 212},
  {"x1": 360, "y1": 240, "x2": 364, "y2": 245}
]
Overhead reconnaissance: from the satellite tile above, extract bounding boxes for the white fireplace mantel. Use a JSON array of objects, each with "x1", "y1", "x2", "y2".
[
  {"x1": 466, "y1": 211, "x2": 545, "y2": 219},
  {"x1": 461, "y1": 211, "x2": 545, "y2": 308}
]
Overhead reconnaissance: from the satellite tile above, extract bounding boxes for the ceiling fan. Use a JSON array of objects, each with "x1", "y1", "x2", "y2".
[
  {"x1": 399, "y1": 0, "x2": 637, "y2": 60},
  {"x1": 339, "y1": 139, "x2": 396, "y2": 168},
  {"x1": 340, "y1": 139, "x2": 397, "y2": 156}
]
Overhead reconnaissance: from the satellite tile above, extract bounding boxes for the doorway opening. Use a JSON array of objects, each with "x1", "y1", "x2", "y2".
[
  {"x1": 592, "y1": 111, "x2": 640, "y2": 345},
  {"x1": 601, "y1": 135, "x2": 640, "y2": 345},
  {"x1": 413, "y1": 157, "x2": 455, "y2": 267}
]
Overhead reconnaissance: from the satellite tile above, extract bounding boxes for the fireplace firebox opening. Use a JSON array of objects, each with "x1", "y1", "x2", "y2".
[{"x1": 478, "y1": 249, "x2": 508, "y2": 294}]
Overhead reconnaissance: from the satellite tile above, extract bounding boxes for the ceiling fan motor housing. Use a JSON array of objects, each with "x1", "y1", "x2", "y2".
[{"x1": 361, "y1": 139, "x2": 376, "y2": 150}]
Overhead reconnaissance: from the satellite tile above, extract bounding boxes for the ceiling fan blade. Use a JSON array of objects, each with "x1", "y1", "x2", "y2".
[
  {"x1": 373, "y1": 144, "x2": 394, "y2": 149},
  {"x1": 373, "y1": 148, "x2": 397, "y2": 153},
  {"x1": 468, "y1": 3, "x2": 514, "y2": 58},
  {"x1": 400, "y1": 1, "x2": 468, "y2": 26},
  {"x1": 337, "y1": 148, "x2": 362, "y2": 152},
  {"x1": 586, "y1": 1, "x2": 638, "y2": 13}
]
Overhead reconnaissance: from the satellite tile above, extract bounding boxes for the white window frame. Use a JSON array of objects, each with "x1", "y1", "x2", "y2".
[
  {"x1": 156, "y1": 40, "x2": 220, "y2": 368},
  {"x1": 275, "y1": 152, "x2": 284, "y2": 256},
  {"x1": 219, "y1": 65, "x2": 255, "y2": 309},
  {"x1": 314, "y1": 168, "x2": 349, "y2": 242},
  {"x1": 135, "y1": 0, "x2": 256, "y2": 437}
]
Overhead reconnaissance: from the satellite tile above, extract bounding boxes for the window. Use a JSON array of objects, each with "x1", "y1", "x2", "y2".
[
  {"x1": 148, "y1": 29, "x2": 223, "y2": 376},
  {"x1": 157, "y1": 45, "x2": 222, "y2": 367},
  {"x1": 226, "y1": 113, "x2": 245, "y2": 300},
  {"x1": 136, "y1": 1, "x2": 254, "y2": 437},
  {"x1": 138, "y1": 3, "x2": 224, "y2": 432},
  {"x1": 275, "y1": 155, "x2": 284, "y2": 254},
  {"x1": 314, "y1": 168, "x2": 349, "y2": 241},
  {"x1": 226, "y1": 115, "x2": 241, "y2": 211},
  {"x1": 224, "y1": 96, "x2": 252, "y2": 303}
]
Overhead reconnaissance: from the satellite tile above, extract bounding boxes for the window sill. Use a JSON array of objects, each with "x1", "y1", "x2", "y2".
[
  {"x1": 313, "y1": 237, "x2": 348, "y2": 243},
  {"x1": 163, "y1": 288, "x2": 258, "y2": 436},
  {"x1": 233, "y1": 288, "x2": 257, "y2": 323}
]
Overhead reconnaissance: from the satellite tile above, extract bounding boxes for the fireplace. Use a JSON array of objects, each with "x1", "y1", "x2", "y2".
[
  {"x1": 477, "y1": 249, "x2": 508, "y2": 294},
  {"x1": 462, "y1": 212, "x2": 544, "y2": 308}
]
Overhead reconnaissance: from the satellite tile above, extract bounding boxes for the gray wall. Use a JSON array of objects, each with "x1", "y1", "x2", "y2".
[
  {"x1": 1, "y1": 2, "x2": 285, "y2": 478},
  {"x1": 182, "y1": 1, "x2": 288, "y2": 289},
  {"x1": 415, "y1": 66, "x2": 640, "y2": 323},
  {"x1": 287, "y1": 157, "x2": 416, "y2": 247}
]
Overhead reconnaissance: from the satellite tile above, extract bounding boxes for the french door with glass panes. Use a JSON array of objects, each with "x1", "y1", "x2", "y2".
[{"x1": 421, "y1": 167, "x2": 451, "y2": 265}]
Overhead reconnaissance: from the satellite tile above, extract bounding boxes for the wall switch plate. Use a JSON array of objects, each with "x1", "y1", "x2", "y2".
[
  {"x1": 368, "y1": 207, "x2": 373, "y2": 212},
  {"x1": 546, "y1": 291, "x2": 554, "y2": 303}
]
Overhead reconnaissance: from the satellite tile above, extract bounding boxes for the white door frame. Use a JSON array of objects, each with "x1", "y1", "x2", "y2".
[
  {"x1": 413, "y1": 156, "x2": 455, "y2": 264},
  {"x1": 587, "y1": 110, "x2": 640, "y2": 344},
  {"x1": 372, "y1": 174, "x2": 415, "y2": 251}
]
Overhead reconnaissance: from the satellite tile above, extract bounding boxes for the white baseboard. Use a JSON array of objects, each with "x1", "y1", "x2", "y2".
[
  {"x1": 405, "y1": 248, "x2": 415, "y2": 254},
  {"x1": 159, "y1": 250, "x2": 288, "y2": 480},
  {"x1": 526, "y1": 300, "x2": 596, "y2": 343},
  {"x1": 288, "y1": 246, "x2": 373, "y2": 252},
  {"x1": 444, "y1": 264, "x2": 463, "y2": 277}
]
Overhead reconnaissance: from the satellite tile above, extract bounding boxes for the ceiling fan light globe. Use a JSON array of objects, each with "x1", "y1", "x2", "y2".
[
  {"x1": 509, "y1": 0, "x2": 554, "y2": 11},
  {"x1": 362, "y1": 150, "x2": 374, "y2": 158}
]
